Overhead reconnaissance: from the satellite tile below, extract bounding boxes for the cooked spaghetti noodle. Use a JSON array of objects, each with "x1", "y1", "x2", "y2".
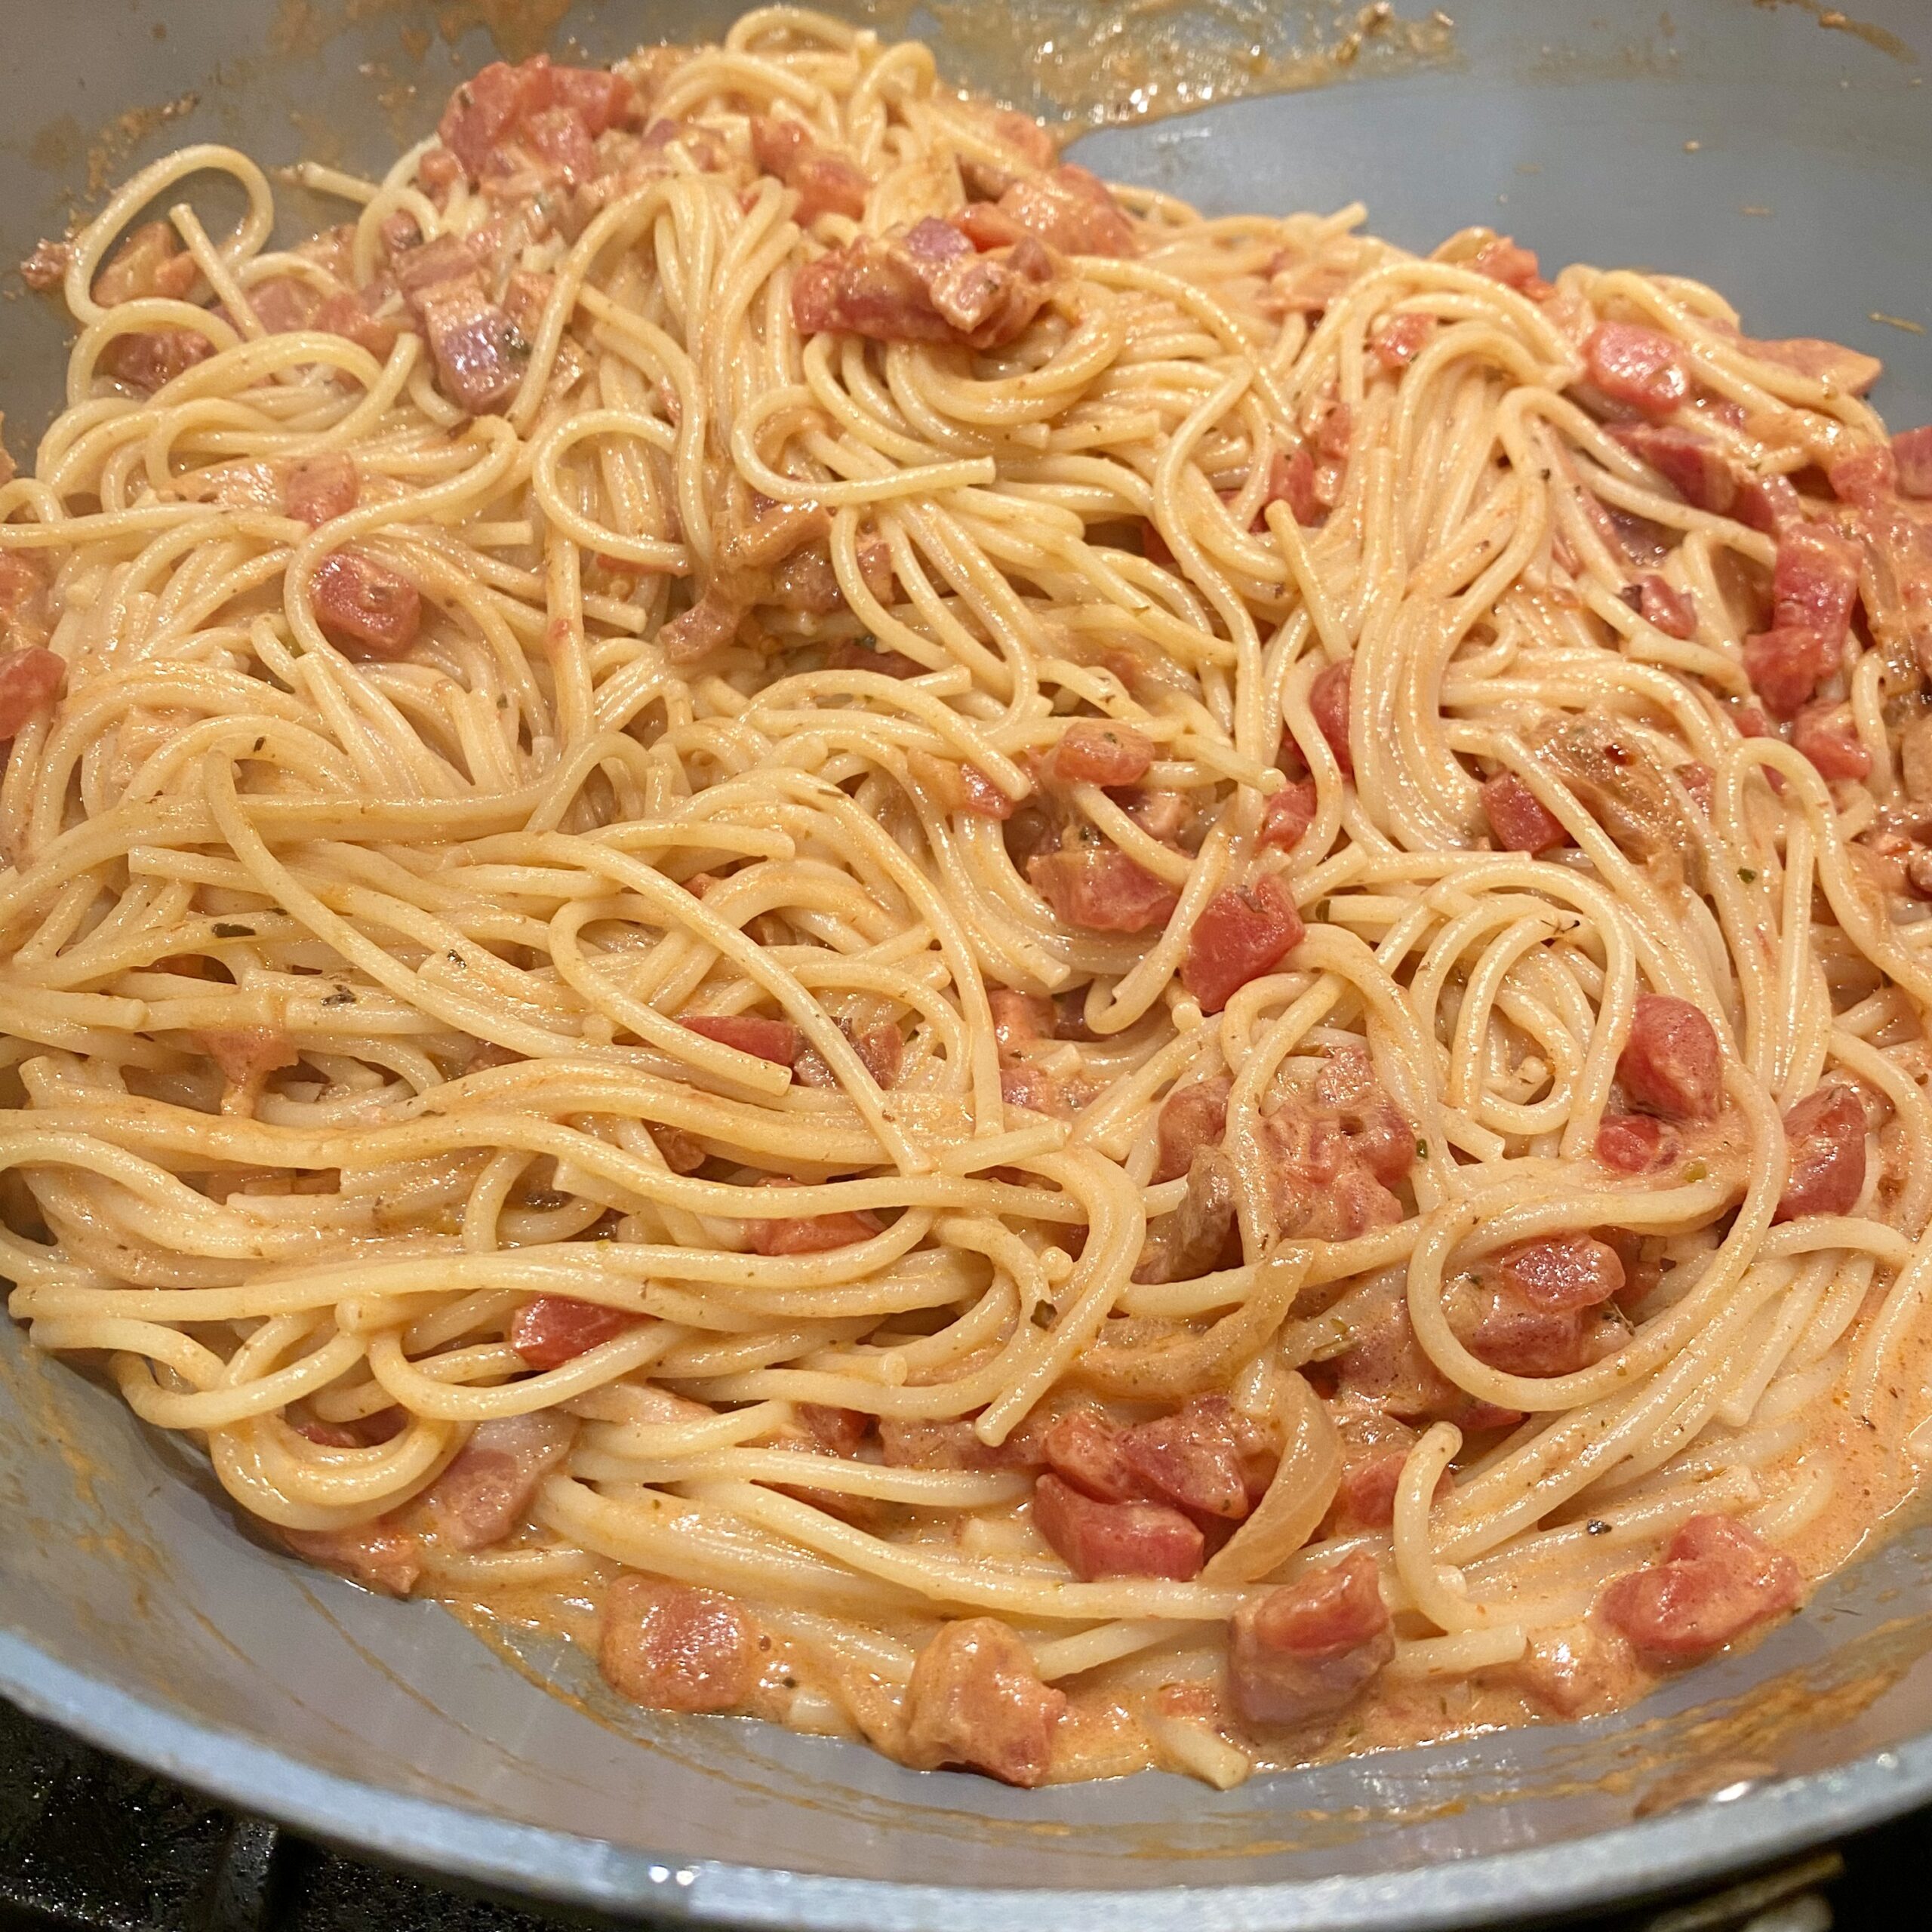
[{"x1": 5, "y1": 6, "x2": 1932, "y2": 1787}]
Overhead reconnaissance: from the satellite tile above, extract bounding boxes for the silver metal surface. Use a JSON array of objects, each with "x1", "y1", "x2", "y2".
[{"x1": 2, "y1": 3, "x2": 1930, "y2": 1924}]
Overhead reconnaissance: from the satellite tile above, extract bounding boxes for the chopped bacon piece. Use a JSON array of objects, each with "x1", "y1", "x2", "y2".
[
  {"x1": 878, "y1": 1415, "x2": 1046, "y2": 1473},
  {"x1": 522, "y1": 105, "x2": 598, "y2": 184},
  {"x1": 902, "y1": 1618, "x2": 1066, "y2": 1787},
  {"x1": 1314, "y1": 1042, "x2": 1416, "y2": 1188},
  {"x1": 1330, "y1": 1414, "x2": 1441, "y2": 1530},
  {"x1": 502, "y1": 269, "x2": 555, "y2": 340},
  {"x1": 1742, "y1": 333, "x2": 1882, "y2": 396},
  {"x1": 414, "y1": 278, "x2": 525, "y2": 415},
  {"x1": 1309, "y1": 660, "x2": 1354, "y2": 777},
  {"x1": 1260, "y1": 1110, "x2": 1405, "y2": 1245},
  {"x1": 312, "y1": 288, "x2": 400, "y2": 360},
  {"x1": 1041, "y1": 1407, "x2": 1143, "y2": 1503},
  {"x1": 1330, "y1": 1275, "x2": 1522, "y2": 1431},
  {"x1": 750, "y1": 115, "x2": 871, "y2": 223},
  {"x1": 992, "y1": 163, "x2": 1135, "y2": 257},
  {"x1": 1743, "y1": 625, "x2": 1833, "y2": 720},
  {"x1": 1180, "y1": 876, "x2": 1306, "y2": 1014},
  {"x1": 103, "y1": 328, "x2": 214, "y2": 393},
  {"x1": 1613, "y1": 423, "x2": 1736, "y2": 514},
  {"x1": 649, "y1": 1122, "x2": 706, "y2": 1173},
  {"x1": 1894, "y1": 426, "x2": 1932, "y2": 500},
  {"x1": 1599, "y1": 1514, "x2": 1801, "y2": 1663},
  {"x1": 20, "y1": 237, "x2": 72, "y2": 291},
  {"x1": 94, "y1": 220, "x2": 197, "y2": 306},
  {"x1": 1827, "y1": 444, "x2": 1896, "y2": 509},
  {"x1": 1047, "y1": 719, "x2": 1153, "y2": 787},
  {"x1": 1774, "y1": 1085, "x2": 1865, "y2": 1222},
  {"x1": 1451, "y1": 1283, "x2": 1628, "y2": 1379},
  {"x1": 291, "y1": 1407, "x2": 405, "y2": 1448},
  {"x1": 1584, "y1": 321, "x2": 1690, "y2": 419},
  {"x1": 282, "y1": 1522, "x2": 421, "y2": 1597},
  {"x1": 659, "y1": 587, "x2": 741, "y2": 663},
  {"x1": 679, "y1": 1013, "x2": 804, "y2": 1066},
  {"x1": 438, "y1": 60, "x2": 549, "y2": 177},
  {"x1": 197, "y1": 1028, "x2": 300, "y2": 1091},
  {"x1": 1481, "y1": 771, "x2": 1566, "y2": 854},
  {"x1": 1618, "y1": 994, "x2": 1721, "y2": 1123},
  {"x1": 792, "y1": 218, "x2": 1052, "y2": 350},
  {"x1": 1119, "y1": 1395, "x2": 1273, "y2": 1521},
  {"x1": 1153, "y1": 1075, "x2": 1230, "y2": 1185},
  {"x1": 1629, "y1": 573, "x2": 1697, "y2": 638},
  {"x1": 548, "y1": 65, "x2": 635, "y2": 138},
  {"x1": 1471, "y1": 236, "x2": 1552, "y2": 299},
  {"x1": 1314, "y1": 403, "x2": 1352, "y2": 464},
  {"x1": 423, "y1": 1411, "x2": 574, "y2": 1551},
  {"x1": 1373, "y1": 312, "x2": 1435, "y2": 370},
  {"x1": 1028, "y1": 843, "x2": 1178, "y2": 933},
  {"x1": 749, "y1": 1190, "x2": 884, "y2": 1256},
  {"x1": 1260, "y1": 775, "x2": 1319, "y2": 853},
  {"x1": 1774, "y1": 521, "x2": 1862, "y2": 646},
  {"x1": 1595, "y1": 1112, "x2": 1678, "y2": 1174},
  {"x1": 854, "y1": 1022, "x2": 903, "y2": 1088},
  {"x1": 509, "y1": 1295, "x2": 645, "y2": 1368},
  {"x1": 798, "y1": 1403, "x2": 869, "y2": 1454},
  {"x1": 1790, "y1": 701, "x2": 1870, "y2": 782},
  {"x1": 0, "y1": 648, "x2": 66, "y2": 739},
  {"x1": 1134, "y1": 1145, "x2": 1241, "y2": 1284},
  {"x1": 281, "y1": 453, "x2": 358, "y2": 528},
  {"x1": 600, "y1": 1574, "x2": 760, "y2": 1713},
  {"x1": 1491, "y1": 1235, "x2": 1625, "y2": 1310},
  {"x1": 1228, "y1": 1552, "x2": 1393, "y2": 1727},
  {"x1": 1269, "y1": 446, "x2": 1323, "y2": 527},
  {"x1": 989, "y1": 988, "x2": 1052, "y2": 1057},
  {"x1": 244, "y1": 275, "x2": 321, "y2": 333},
  {"x1": 310, "y1": 550, "x2": 423, "y2": 658},
  {"x1": 1032, "y1": 1472, "x2": 1204, "y2": 1580}
]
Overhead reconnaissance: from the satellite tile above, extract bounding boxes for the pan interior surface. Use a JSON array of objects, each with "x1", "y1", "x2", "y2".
[{"x1": 1, "y1": 2, "x2": 1929, "y2": 1924}]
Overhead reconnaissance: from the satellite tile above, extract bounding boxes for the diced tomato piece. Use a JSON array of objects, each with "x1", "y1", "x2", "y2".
[
  {"x1": 1481, "y1": 771, "x2": 1565, "y2": 854},
  {"x1": 1774, "y1": 1085, "x2": 1865, "y2": 1221},
  {"x1": 1041, "y1": 1408, "x2": 1143, "y2": 1503},
  {"x1": 509, "y1": 1296, "x2": 645, "y2": 1367},
  {"x1": 1584, "y1": 321, "x2": 1690, "y2": 418},
  {"x1": 1119, "y1": 1395, "x2": 1272, "y2": 1520},
  {"x1": 1617, "y1": 994, "x2": 1721, "y2": 1123},
  {"x1": 1180, "y1": 876, "x2": 1306, "y2": 1014}
]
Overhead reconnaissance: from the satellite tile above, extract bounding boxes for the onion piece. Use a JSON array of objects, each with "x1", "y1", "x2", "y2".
[{"x1": 1201, "y1": 1372, "x2": 1340, "y2": 1583}]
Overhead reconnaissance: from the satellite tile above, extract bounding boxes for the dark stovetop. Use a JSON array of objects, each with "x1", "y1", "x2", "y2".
[{"x1": 0, "y1": 1696, "x2": 1916, "y2": 1932}]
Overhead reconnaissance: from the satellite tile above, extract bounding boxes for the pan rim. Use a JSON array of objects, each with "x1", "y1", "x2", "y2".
[{"x1": 4, "y1": 1628, "x2": 1929, "y2": 1929}]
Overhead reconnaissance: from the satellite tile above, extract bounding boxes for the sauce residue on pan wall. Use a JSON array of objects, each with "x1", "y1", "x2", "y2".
[
  {"x1": 854, "y1": 0, "x2": 1457, "y2": 127},
  {"x1": 1751, "y1": 0, "x2": 1918, "y2": 66}
]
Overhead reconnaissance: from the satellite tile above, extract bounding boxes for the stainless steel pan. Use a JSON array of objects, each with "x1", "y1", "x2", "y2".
[{"x1": 2, "y1": 5, "x2": 1929, "y2": 1924}]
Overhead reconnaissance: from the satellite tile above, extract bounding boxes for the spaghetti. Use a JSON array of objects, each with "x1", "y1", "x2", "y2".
[{"x1": 4, "y1": 6, "x2": 1932, "y2": 1788}]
